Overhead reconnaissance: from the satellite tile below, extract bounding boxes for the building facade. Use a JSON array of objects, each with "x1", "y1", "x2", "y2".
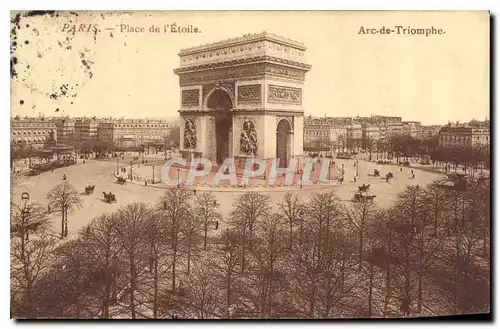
[
  {"x1": 402, "y1": 121, "x2": 423, "y2": 138},
  {"x1": 438, "y1": 125, "x2": 490, "y2": 148},
  {"x1": 53, "y1": 118, "x2": 76, "y2": 141},
  {"x1": 75, "y1": 118, "x2": 99, "y2": 140},
  {"x1": 97, "y1": 119, "x2": 171, "y2": 152},
  {"x1": 11, "y1": 118, "x2": 57, "y2": 149}
]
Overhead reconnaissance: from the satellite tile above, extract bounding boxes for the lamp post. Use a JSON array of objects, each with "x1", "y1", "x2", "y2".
[
  {"x1": 20, "y1": 192, "x2": 30, "y2": 257},
  {"x1": 300, "y1": 169, "x2": 303, "y2": 189},
  {"x1": 116, "y1": 157, "x2": 119, "y2": 175},
  {"x1": 152, "y1": 165, "x2": 155, "y2": 184},
  {"x1": 356, "y1": 160, "x2": 359, "y2": 177},
  {"x1": 177, "y1": 168, "x2": 180, "y2": 188}
]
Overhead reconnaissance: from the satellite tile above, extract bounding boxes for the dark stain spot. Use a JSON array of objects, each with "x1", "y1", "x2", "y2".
[
  {"x1": 20, "y1": 100, "x2": 24, "y2": 105},
  {"x1": 25, "y1": 11, "x2": 56, "y2": 18},
  {"x1": 70, "y1": 11, "x2": 79, "y2": 16},
  {"x1": 24, "y1": 40, "x2": 29, "y2": 45},
  {"x1": 25, "y1": 24, "x2": 29, "y2": 28},
  {"x1": 37, "y1": 52, "x2": 42, "y2": 58}
]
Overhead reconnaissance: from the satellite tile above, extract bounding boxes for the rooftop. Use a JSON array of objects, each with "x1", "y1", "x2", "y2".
[{"x1": 179, "y1": 31, "x2": 307, "y2": 55}]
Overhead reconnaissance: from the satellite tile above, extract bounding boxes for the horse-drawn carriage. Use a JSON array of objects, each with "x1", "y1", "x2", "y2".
[
  {"x1": 373, "y1": 169, "x2": 380, "y2": 177},
  {"x1": 84, "y1": 185, "x2": 95, "y2": 194},
  {"x1": 352, "y1": 193, "x2": 376, "y2": 202},
  {"x1": 386, "y1": 172, "x2": 394, "y2": 179},
  {"x1": 103, "y1": 191, "x2": 117, "y2": 203},
  {"x1": 358, "y1": 184, "x2": 371, "y2": 193},
  {"x1": 116, "y1": 177, "x2": 126, "y2": 185}
]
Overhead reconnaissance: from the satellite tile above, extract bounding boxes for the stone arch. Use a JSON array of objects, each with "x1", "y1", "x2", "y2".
[
  {"x1": 205, "y1": 88, "x2": 234, "y2": 165},
  {"x1": 276, "y1": 118, "x2": 292, "y2": 168},
  {"x1": 203, "y1": 86, "x2": 235, "y2": 109}
]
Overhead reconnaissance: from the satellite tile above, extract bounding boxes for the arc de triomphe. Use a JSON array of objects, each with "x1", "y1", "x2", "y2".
[{"x1": 174, "y1": 32, "x2": 311, "y2": 168}]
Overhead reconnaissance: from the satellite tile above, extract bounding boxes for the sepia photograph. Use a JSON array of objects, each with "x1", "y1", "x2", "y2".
[{"x1": 9, "y1": 10, "x2": 491, "y2": 320}]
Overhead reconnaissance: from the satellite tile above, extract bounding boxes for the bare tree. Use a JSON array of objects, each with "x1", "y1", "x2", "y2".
[
  {"x1": 11, "y1": 201, "x2": 51, "y2": 261},
  {"x1": 194, "y1": 192, "x2": 221, "y2": 251},
  {"x1": 159, "y1": 187, "x2": 193, "y2": 293},
  {"x1": 11, "y1": 231, "x2": 57, "y2": 318},
  {"x1": 230, "y1": 192, "x2": 271, "y2": 273},
  {"x1": 46, "y1": 181, "x2": 82, "y2": 239},
  {"x1": 212, "y1": 229, "x2": 242, "y2": 318},
  {"x1": 114, "y1": 202, "x2": 152, "y2": 319},
  {"x1": 80, "y1": 214, "x2": 122, "y2": 318},
  {"x1": 276, "y1": 192, "x2": 305, "y2": 249},
  {"x1": 344, "y1": 198, "x2": 376, "y2": 271}
]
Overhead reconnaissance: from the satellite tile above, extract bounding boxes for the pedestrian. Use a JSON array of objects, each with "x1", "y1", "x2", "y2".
[
  {"x1": 47, "y1": 205, "x2": 51, "y2": 213},
  {"x1": 215, "y1": 221, "x2": 219, "y2": 230},
  {"x1": 193, "y1": 189, "x2": 197, "y2": 195},
  {"x1": 411, "y1": 169, "x2": 414, "y2": 175},
  {"x1": 412, "y1": 173, "x2": 415, "y2": 179},
  {"x1": 400, "y1": 167, "x2": 402, "y2": 172},
  {"x1": 83, "y1": 160, "x2": 86, "y2": 164}
]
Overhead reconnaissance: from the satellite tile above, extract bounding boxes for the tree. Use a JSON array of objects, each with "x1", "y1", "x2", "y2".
[
  {"x1": 80, "y1": 214, "x2": 123, "y2": 318},
  {"x1": 11, "y1": 201, "x2": 51, "y2": 259},
  {"x1": 113, "y1": 202, "x2": 152, "y2": 319},
  {"x1": 159, "y1": 187, "x2": 193, "y2": 293},
  {"x1": 11, "y1": 232, "x2": 57, "y2": 318},
  {"x1": 344, "y1": 198, "x2": 376, "y2": 271},
  {"x1": 276, "y1": 192, "x2": 305, "y2": 250},
  {"x1": 230, "y1": 192, "x2": 271, "y2": 273},
  {"x1": 194, "y1": 192, "x2": 221, "y2": 251},
  {"x1": 46, "y1": 181, "x2": 82, "y2": 239},
  {"x1": 212, "y1": 228, "x2": 242, "y2": 318}
]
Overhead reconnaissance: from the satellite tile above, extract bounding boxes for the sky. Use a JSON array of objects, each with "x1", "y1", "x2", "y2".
[{"x1": 10, "y1": 11, "x2": 490, "y2": 125}]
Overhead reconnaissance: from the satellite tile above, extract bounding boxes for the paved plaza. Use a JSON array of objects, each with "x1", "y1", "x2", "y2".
[{"x1": 12, "y1": 157, "x2": 445, "y2": 240}]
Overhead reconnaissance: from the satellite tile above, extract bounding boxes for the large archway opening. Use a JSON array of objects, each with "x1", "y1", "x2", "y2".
[
  {"x1": 276, "y1": 119, "x2": 292, "y2": 168},
  {"x1": 207, "y1": 89, "x2": 233, "y2": 165}
]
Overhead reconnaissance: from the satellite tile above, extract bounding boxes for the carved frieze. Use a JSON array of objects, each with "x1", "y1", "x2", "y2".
[
  {"x1": 265, "y1": 63, "x2": 305, "y2": 80},
  {"x1": 237, "y1": 84, "x2": 261, "y2": 104},
  {"x1": 239, "y1": 119, "x2": 258, "y2": 155},
  {"x1": 178, "y1": 62, "x2": 306, "y2": 85},
  {"x1": 268, "y1": 85, "x2": 302, "y2": 105},
  {"x1": 183, "y1": 118, "x2": 197, "y2": 149},
  {"x1": 182, "y1": 89, "x2": 200, "y2": 107}
]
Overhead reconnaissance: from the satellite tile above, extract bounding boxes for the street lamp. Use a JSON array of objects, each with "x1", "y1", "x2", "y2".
[
  {"x1": 177, "y1": 168, "x2": 180, "y2": 188},
  {"x1": 356, "y1": 160, "x2": 359, "y2": 177}
]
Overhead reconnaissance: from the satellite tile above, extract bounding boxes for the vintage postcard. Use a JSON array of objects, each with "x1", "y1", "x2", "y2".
[{"x1": 10, "y1": 11, "x2": 490, "y2": 319}]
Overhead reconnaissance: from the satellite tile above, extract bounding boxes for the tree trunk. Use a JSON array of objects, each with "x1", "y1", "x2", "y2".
[
  {"x1": 130, "y1": 255, "x2": 136, "y2": 319},
  {"x1": 204, "y1": 219, "x2": 208, "y2": 251},
  {"x1": 153, "y1": 257, "x2": 158, "y2": 318},
  {"x1": 60, "y1": 207, "x2": 65, "y2": 239},
  {"x1": 368, "y1": 262, "x2": 374, "y2": 317}
]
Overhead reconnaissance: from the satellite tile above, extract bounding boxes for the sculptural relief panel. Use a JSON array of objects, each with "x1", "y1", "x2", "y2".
[
  {"x1": 268, "y1": 85, "x2": 302, "y2": 105},
  {"x1": 181, "y1": 89, "x2": 200, "y2": 107},
  {"x1": 237, "y1": 84, "x2": 261, "y2": 104}
]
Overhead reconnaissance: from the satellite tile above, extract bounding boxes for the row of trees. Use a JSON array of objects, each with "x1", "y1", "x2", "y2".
[{"x1": 11, "y1": 177, "x2": 490, "y2": 319}]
